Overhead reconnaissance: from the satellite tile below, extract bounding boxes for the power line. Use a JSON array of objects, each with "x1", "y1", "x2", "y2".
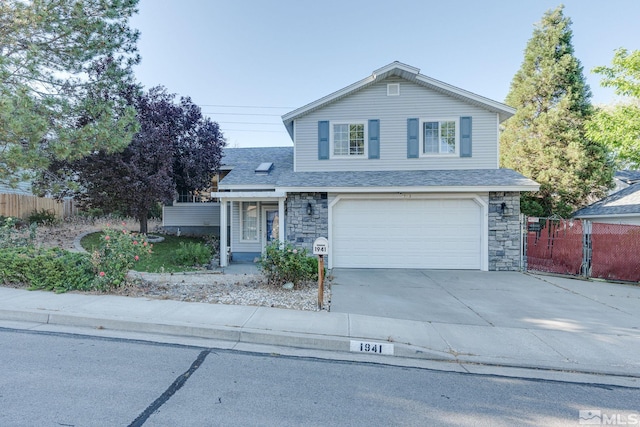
[
  {"x1": 223, "y1": 129, "x2": 286, "y2": 133},
  {"x1": 217, "y1": 121, "x2": 282, "y2": 125},
  {"x1": 198, "y1": 104, "x2": 294, "y2": 109},
  {"x1": 203, "y1": 112, "x2": 283, "y2": 116}
]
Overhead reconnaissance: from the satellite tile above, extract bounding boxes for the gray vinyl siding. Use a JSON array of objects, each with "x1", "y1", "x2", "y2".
[
  {"x1": 231, "y1": 201, "x2": 261, "y2": 253},
  {"x1": 162, "y1": 204, "x2": 220, "y2": 227},
  {"x1": 230, "y1": 201, "x2": 279, "y2": 253},
  {"x1": 294, "y1": 77, "x2": 500, "y2": 172}
]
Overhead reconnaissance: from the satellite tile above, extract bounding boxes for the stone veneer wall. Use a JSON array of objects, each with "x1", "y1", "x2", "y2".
[
  {"x1": 285, "y1": 192, "x2": 328, "y2": 254},
  {"x1": 488, "y1": 192, "x2": 522, "y2": 271},
  {"x1": 285, "y1": 191, "x2": 521, "y2": 270}
]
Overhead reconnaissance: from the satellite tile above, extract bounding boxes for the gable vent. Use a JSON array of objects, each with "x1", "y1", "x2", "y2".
[
  {"x1": 387, "y1": 83, "x2": 400, "y2": 96},
  {"x1": 255, "y1": 162, "x2": 273, "y2": 174}
]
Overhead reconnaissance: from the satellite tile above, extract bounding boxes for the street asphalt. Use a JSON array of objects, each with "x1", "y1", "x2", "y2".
[{"x1": 1, "y1": 268, "x2": 639, "y2": 388}]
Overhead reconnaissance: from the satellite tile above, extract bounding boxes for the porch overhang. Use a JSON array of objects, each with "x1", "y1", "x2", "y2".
[
  {"x1": 212, "y1": 190, "x2": 287, "y2": 201},
  {"x1": 215, "y1": 190, "x2": 286, "y2": 268}
]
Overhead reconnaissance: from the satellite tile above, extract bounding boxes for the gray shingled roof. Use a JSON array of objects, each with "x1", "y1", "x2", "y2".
[
  {"x1": 573, "y1": 183, "x2": 640, "y2": 217},
  {"x1": 220, "y1": 146, "x2": 293, "y2": 187},
  {"x1": 219, "y1": 146, "x2": 538, "y2": 190},
  {"x1": 615, "y1": 170, "x2": 640, "y2": 185},
  {"x1": 276, "y1": 168, "x2": 537, "y2": 189},
  {"x1": 0, "y1": 181, "x2": 32, "y2": 195}
]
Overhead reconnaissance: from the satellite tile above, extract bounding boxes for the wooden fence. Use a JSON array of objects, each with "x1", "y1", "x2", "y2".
[{"x1": 0, "y1": 193, "x2": 67, "y2": 219}]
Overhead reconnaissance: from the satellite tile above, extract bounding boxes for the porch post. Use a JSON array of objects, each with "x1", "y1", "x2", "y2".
[
  {"x1": 220, "y1": 199, "x2": 228, "y2": 267},
  {"x1": 278, "y1": 196, "x2": 285, "y2": 242}
]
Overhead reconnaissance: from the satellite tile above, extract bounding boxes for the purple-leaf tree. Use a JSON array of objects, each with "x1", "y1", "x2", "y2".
[
  {"x1": 173, "y1": 96, "x2": 225, "y2": 198},
  {"x1": 44, "y1": 86, "x2": 225, "y2": 233}
]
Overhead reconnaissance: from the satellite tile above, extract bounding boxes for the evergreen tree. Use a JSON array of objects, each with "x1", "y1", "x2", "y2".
[
  {"x1": 0, "y1": 0, "x2": 140, "y2": 186},
  {"x1": 500, "y1": 5, "x2": 612, "y2": 217}
]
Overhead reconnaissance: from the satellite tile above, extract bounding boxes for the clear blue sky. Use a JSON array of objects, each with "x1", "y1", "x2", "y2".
[{"x1": 129, "y1": 0, "x2": 640, "y2": 148}]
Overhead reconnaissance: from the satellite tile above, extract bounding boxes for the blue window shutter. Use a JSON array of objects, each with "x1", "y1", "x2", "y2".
[
  {"x1": 407, "y1": 118, "x2": 419, "y2": 158},
  {"x1": 318, "y1": 121, "x2": 329, "y2": 160},
  {"x1": 368, "y1": 119, "x2": 380, "y2": 159},
  {"x1": 460, "y1": 116, "x2": 472, "y2": 157}
]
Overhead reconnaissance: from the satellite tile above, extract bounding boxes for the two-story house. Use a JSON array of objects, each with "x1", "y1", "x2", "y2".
[{"x1": 213, "y1": 62, "x2": 539, "y2": 271}]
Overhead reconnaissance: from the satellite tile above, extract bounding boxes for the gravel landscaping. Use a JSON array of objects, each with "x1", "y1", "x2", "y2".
[
  {"x1": 124, "y1": 271, "x2": 329, "y2": 311},
  {"x1": 12, "y1": 217, "x2": 331, "y2": 311}
]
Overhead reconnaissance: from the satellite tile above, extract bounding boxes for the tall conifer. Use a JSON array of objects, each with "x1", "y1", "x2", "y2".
[{"x1": 500, "y1": 5, "x2": 612, "y2": 217}]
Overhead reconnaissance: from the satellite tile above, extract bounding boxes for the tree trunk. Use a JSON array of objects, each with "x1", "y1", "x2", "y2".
[{"x1": 139, "y1": 213, "x2": 148, "y2": 234}]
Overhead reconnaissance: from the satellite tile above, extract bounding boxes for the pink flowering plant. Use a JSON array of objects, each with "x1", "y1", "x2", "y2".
[
  {"x1": 91, "y1": 226, "x2": 152, "y2": 289},
  {"x1": 257, "y1": 241, "x2": 318, "y2": 287}
]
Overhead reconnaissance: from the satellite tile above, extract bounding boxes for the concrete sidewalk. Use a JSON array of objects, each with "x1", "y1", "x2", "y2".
[{"x1": 1, "y1": 271, "x2": 640, "y2": 388}]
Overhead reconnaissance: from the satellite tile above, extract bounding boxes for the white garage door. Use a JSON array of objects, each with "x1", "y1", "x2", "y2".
[{"x1": 332, "y1": 198, "x2": 482, "y2": 269}]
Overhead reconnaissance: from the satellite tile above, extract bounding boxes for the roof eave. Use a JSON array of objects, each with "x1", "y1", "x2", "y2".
[
  {"x1": 281, "y1": 62, "x2": 516, "y2": 134},
  {"x1": 281, "y1": 74, "x2": 377, "y2": 135},
  {"x1": 212, "y1": 190, "x2": 286, "y2": 200},
  {"x1": 218, "y1": 184, "x2": 277, "y2": 191},
  {"x1": 276, "y1": 185, "x2": 540, "y2": 193},
  {"x1": 574, "y1": 211, "x2": 640, "y2": 218},
  {"x1": 413, "y1": 75, "x2": 515, "y2": 122}
]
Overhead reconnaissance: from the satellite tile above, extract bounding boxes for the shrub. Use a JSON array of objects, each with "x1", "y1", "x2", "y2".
[
  {"x1": 0, "y1": 247, "x2": 94, "y2": 292},
  {"x1": 0, "y1": 217, "x2": 36, "y2": 249},
  {"x1": 148, "y1": 202, "x2": 163, "y2": 220},
  {"x1": 202, "y1": 234, "x2": 219, "y2": 259},
  {"x1": 175, "y1": 241, "x2": 212, "y2": 266},
  {"x1": 257, "y1": 241, "x2": 318, "y2": 287},
  {"x1": 27, "y1": 209, "x2": 58, "y2": 226},
  {"x1": 79, "y1": 207, "x2": 105, "y2": 219},
  {"x1": 90, "y1": 226, "x2": 152, "y2": 289}
]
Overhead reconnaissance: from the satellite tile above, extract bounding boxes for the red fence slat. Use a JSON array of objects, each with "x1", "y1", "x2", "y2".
[
  {"x1": 526, "y1": 219, "x2": 583, "y2": 275},
  {"x1": 591, "y1": 223, "x2": 640, "y2": 282},
  {"x1": 526, "y1": 218, "x2": 640, "y2": 283}
]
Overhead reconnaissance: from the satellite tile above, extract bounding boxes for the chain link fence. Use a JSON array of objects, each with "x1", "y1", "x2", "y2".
[
  {"x1": 590, "y1": 222, "x2": 640, "y2": 282},
  {"x1": 525, "y1": 217, "x2": 640, "y2": 283}
]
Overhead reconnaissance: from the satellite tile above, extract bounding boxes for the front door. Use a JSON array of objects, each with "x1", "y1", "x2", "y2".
[{"x1": 262, "y1": 207, "x2": 279, "y2": 249}]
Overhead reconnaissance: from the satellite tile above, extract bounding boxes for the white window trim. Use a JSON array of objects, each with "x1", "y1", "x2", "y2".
[
  {"x1": 387, "y1": 83, "x2": 400, "y2": 96},
  {"x1": 419, "y1": 118, "x2": 459, "y2": 157},
  {"x1": 330, "y1": 121, "x2": 368, "y2": 159},
  {"x1": 240, "y1": 201, "x2": 259, "y2": 242}
]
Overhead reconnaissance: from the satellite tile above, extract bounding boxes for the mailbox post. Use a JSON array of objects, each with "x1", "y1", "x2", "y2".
[{"x1": 313, "y1": 237, "x2": 328, "y2": 310}]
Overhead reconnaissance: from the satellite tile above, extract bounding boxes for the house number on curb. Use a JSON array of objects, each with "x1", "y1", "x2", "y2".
[{"x1": 350, "y1": 340, "x2": 394, "y2": 355}]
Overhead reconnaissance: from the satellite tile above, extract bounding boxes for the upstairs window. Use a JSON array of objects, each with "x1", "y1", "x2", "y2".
[
  {"x1": 332, "y1": 123, "x2": 366, "y2": 157},
  {"x1": 421, "y1": 120, "x2": 457, "y2": 155}
]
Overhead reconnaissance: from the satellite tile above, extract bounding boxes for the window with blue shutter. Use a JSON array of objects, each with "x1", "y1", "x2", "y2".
[
  {"x1": 318, "y1": 121, "x2": 329, "y2": 160},
  {"x1": 407, "y1": 118, "x2": 419, "y2": 158},
  {"x1": 460, "y1": 116, "x2": 472, "y2": 157},
  {"x1": 368, "y1": 119, "x2": 380, "y2": 159}
]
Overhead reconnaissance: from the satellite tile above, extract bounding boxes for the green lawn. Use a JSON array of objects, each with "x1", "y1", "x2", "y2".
[{"x1": 80, "y1": 232, "x2": 210, "y2": 273}]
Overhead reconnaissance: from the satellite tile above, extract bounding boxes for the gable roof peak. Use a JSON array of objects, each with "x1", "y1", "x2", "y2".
[
  {"x1": 372, "y1": 61, "x2": 420, "y2": 78},
  {"x1": 281, "y1": 62, "x2": 515, "y2": 140}
]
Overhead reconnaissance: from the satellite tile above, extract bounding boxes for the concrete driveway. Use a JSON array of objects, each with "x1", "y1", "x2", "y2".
[{"x1": 330, "y1": 269, "x2": 640, "y2": 335}]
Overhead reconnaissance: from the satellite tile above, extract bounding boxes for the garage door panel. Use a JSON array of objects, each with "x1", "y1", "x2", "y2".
[{"x1": 332, "y1": 198, "x2": 482, "y2": 269}]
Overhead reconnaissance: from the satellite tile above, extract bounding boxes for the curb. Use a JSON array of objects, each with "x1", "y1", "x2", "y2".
[
  {"x1": 0, "y1": 306, "x2": 455, "y2": 359},
  {"x1": 72, "y1": 230, "x2": 95, "y2": 253},
  {"x1": 2, "y1": 307, "x2": 639, "y2": 382},
  {"x1": 0, "y1": 308, "x2": 349, "y2": 353}
]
